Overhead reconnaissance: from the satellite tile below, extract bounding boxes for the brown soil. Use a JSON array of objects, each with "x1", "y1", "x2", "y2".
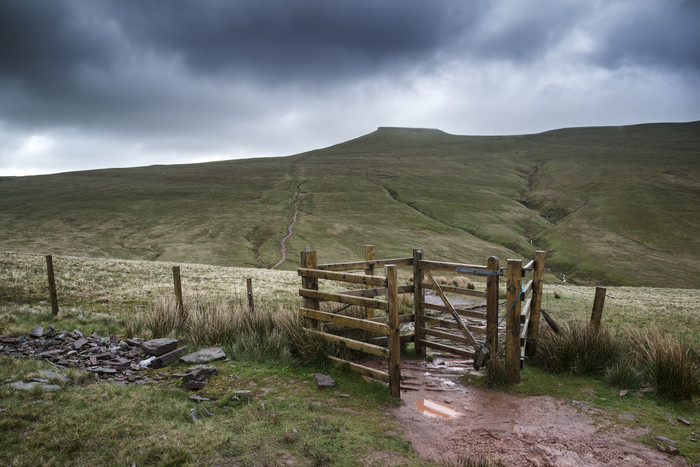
[{"x1": 387, "y1": 358, "x2": 685, "y2": 466}]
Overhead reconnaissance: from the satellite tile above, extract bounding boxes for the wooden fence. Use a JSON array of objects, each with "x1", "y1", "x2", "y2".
[{"x1": 298, "y1": 246, "x2": 547, "y2": 397}]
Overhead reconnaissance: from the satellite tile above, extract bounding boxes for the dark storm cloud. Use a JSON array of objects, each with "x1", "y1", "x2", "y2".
[
  {"x1": 0, "y1": 0, "x2": 698, "y2": 175},
  {"x1": 105, "y1": 0, "x2": 472, "y2": 82}
]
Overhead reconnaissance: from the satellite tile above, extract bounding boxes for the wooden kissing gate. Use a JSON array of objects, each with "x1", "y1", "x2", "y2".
[{"x1": 298, "y1": 247, "x2": 546, "y2": 397}]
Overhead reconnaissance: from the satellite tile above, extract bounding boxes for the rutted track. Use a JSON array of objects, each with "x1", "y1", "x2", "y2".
[{"x1": 271, "y1": 174, "x2": 302, "y2": 269}]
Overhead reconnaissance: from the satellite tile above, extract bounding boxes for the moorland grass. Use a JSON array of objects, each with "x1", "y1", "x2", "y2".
[{"x1": 1, "y1": 122, "x2": 698, "y2": 287}]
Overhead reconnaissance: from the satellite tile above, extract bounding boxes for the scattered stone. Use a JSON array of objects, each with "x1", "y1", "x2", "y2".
[
  {"x1": 618, "y1": 390, "x2": 628, "y2": 397},
  {"x1": 188, "y1": 408, "x2": 198, "y2": 422},
  {"x1": 180, "y1": 347, "x2": 226, "y2": 364},
  {"x1": 0, "y1": 336, "x2": 20, "y2": 344},
  {"x1": 665, "y1": 413, "x2": 677, "y2": 426},
  {"x1": 91, "y1": 367, "x2": 117, "y2": 374},
  {"x1": 687, "y1": 436, "x2": 697, "y2": 442},
  {"x1": 126, "y1": 338, "x2": 143, "y2": 346},
  {"x1": 141, "y1": 338, "x2": 179, "y2": 356},
  {"x1": 182, "y1": 365, "x2": 218, "y2": 383},
  {"x1": 201, "y1": 407, "x2": 214, "y2": 417},
  {"x1": 39, "y1": 370, "x2": 70, "y2": 383},
  {"x1": 288, "y1": 403, "x2": 298, "y2": 408},
  {"x1": 182, "y1": 381, "x2": 208, "y2": 390},
  {"x1": 10, "y1": 381, "x2": 61, "y2": 391},
  {"x1": 570, "y1": 400, "x2": 593, "y2": 410},
  {"x1": 312, "y1": 373, "x2": 336, "y2": 389},
  {"x1": 666, "y1": 446, "x2": 680, "y2": 456},
  {"x1": 677, "y1": 417, "x2": 693, "y2": 426},
  {"x1": 233, "y1": 390, "x2": 252, "y2": 399},
  {"x1": 30, "y1": 327, "x2": 44, "y2": 338},
  {"x1": 620, "y1": 413, "x2": 638, "y2": 422},
  {"x1": 188, "y1": 394, "x2": 210, "y2": 403},
  {"x1": 151, "y1": 346, "x2": 187, "y2": 369},
  {"x1": 652, "y1": 435, "x2": 676, "y2": 446},
  {"x1": 73, "y1": 337, "x2": 88, "y2": 350}
]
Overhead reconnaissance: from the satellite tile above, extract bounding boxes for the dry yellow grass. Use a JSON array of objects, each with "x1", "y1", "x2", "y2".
[{"x1": 1, "y1": 251, "x2": 698, "y2": 345}]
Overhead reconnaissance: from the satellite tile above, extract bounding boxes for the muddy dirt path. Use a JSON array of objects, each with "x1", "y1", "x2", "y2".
[
  {"x1": 271, "y1": 175, "x2": 301, "y2": 269},
  {"x1": 370, "y1": 357, "x2": 684, "y2": 466}
]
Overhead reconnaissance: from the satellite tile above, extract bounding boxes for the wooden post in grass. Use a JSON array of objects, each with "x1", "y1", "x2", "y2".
[
  {"x1": 45, "y1": 255, "x2": 59, "y2": 315},
  {"x1": 526, "y1": 250, "x2": 546, "y2": 356},
  {"x1": 247, "y1": 278, "x2": 255, "y2": 315},
  {"x1": 590, "y1": 286, "x2": 607, "y2": 330},
  {"x1": 505, "y1": 259, "x2": 522, "y2": 384},
  {"x1": 412, "y1": 249, "x2": 425, "y2": 357},
  {"x1": 172, "y1": 266, "x2": 184, "y2": 320},
  {"x1": 364, "y1": 245, "x2": 375, "y2": 319},
  {"x1": 300, "y1": 248, "x2": 320, "y2": 329},
  {"x1": 486, "y1": 256, "x2": 500, "y2": 354},
  {"x1": 386, "y1": 264, "x2": 401, "y2": 398}
]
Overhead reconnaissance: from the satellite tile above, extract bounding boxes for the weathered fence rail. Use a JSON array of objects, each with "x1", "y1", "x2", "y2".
[{"x1": 299, "y1": 248, "x2": 409, "y2": 397}]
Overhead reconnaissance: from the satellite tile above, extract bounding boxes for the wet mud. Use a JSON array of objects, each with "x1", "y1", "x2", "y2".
[{"x1": 369, "y1": 357, "x2": 685, "y2": 466}]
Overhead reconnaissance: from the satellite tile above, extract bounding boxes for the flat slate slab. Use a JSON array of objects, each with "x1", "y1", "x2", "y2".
[
  {"x1": 180, "y1": 347, "x2": 226, "y2": 364},
  {"x1": 312, "y1": 373, "x2": 336, "y2": 389},
  {"x1": 10, "y1": 381, "x2": 61, "y2": 391},
  {"x1": 141, "y1": 338, "x2": 179, "y2": 356}
]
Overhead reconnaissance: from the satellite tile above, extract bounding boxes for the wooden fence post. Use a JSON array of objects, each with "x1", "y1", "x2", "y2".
[
  {"x1": 247, "y1": 278, "x2": 255, "y2": 315},
  {"x1": 45, "y1": 255, "x2": 59, "y2": 315},
  {"x1": 172, "y1": 266, "x2": 184, "y2": 320},
  {"x1": 505, "y1": 259, "x2": 522, "y2": 384},
  {"x1": 364, "y1": 245, "x2": 375, "y2": 319},
  {"x1": 590, "y1": 286, "x2": 606, "y2": 330},
  {"x1": 486, "y1": 256, "x2": 500, "y2": 354},
  {"x1": 300, "y1": 248, "x2": 319, "y2": 328},
  {"x1": 412, "y1": 249, "x2": 425, "y2": 357},
  {"x1": 526, "y1": 250, "x2": 546, "y2": 356},
  {"x1": 386, "y1": 264, "x2": 401, "y2": 398}
]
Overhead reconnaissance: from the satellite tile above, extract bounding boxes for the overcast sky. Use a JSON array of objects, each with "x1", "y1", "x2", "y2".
[{"x1": 1, "y1": 0, "x2": 699, "y2": 176}]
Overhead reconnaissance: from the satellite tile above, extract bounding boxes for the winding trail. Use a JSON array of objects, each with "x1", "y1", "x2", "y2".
[{"x1": 271, "y1": 174, "x2": 301, "y2": 269}]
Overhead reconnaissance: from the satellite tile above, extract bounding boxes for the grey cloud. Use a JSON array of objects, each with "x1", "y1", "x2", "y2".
[{"x1": 588, "y1": 1, "x2": 700, "y2": 71}]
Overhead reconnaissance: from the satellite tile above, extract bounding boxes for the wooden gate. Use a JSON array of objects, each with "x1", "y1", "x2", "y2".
[
  {"x1": 413, "y1": 250, "x2": 501, "y2": 362},
  {"x1": 298, "y1": 247, "x2": 546, "y2": 396}
]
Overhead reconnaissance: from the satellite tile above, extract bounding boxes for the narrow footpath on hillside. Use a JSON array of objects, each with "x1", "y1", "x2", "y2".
[{"x1": 271, "y1": 174, "x2": 302, "y2": 269}]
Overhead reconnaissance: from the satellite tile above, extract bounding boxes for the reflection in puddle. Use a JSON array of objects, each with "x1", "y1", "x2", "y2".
[{"x1": 416, "y1": 399, "x2": 460, "y2": 419}]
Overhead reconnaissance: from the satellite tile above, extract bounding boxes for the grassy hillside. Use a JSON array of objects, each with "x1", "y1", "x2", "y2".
[{"x1": 1, "y1": 122, "x2": 698, "y2": 287}]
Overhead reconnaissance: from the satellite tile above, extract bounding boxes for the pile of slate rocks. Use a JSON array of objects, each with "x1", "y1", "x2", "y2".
[{"x1": 0, "y1": 326, "x2": 224, "y2": 386}]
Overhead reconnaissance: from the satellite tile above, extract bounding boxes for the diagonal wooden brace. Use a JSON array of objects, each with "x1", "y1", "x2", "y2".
[{"x1": 424, "y1": 270, "x2": 480, "y2": 348}]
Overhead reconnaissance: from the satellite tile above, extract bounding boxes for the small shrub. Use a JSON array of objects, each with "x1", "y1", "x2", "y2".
[{"x1": 604, "y1": 360, "x2": 644, "y2": 389}]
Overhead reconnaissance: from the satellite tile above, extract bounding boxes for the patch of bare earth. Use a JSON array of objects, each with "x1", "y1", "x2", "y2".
[{"x1": 375, "y1": 358, "x2": 684, "y2": 466}]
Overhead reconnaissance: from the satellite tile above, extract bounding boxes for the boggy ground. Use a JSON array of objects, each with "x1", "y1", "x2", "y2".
[{"x1": 380, "y1": 358, "x2": 686, "y2": 466}]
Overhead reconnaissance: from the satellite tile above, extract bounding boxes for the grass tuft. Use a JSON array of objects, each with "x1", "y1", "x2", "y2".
[
  {"x1": 535, "y1": 321, "x2": 700, "y2": 400},
  {"x1": 534, "y1": 322, "x2": 619, "y2": 376}
]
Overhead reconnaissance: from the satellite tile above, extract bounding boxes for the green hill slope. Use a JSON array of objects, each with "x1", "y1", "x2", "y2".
[{"x1": 1, "y1": 122, "x2": 698, "y2": 287}]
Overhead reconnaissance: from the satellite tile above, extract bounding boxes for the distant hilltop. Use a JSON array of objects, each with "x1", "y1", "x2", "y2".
[{"x1": 376, "y1": 127, "x2": 448, "y2": 134}]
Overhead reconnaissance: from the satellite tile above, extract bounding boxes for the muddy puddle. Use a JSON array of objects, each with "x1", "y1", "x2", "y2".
[{"x1": 415, "y1": 399, "x2": 460, "y2": 419}]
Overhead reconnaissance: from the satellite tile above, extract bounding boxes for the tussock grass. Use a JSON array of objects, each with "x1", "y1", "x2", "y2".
[
  {"x1": 627, "y1": 327, "x2": 700, "y2": 400},
  {"x1": 143, "y1": 296, "x2": 327, "y2": 365},
  {"x1": 534, "y1": 321, "x2": 700, "y2": 400},
  {"x1": 534, "y1": 323, "x2": 620, "y2": 376}
]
